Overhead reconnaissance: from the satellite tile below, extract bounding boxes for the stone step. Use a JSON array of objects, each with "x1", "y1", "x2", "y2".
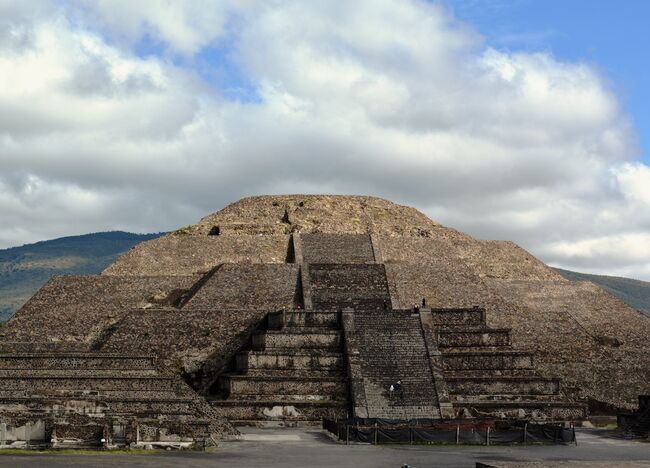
[
  {"x1": 361, "y1": 367, "x2": 434, "y2": 377},
  {"x1": 0, "y1": 397, "x2": 206, "y2": 417},
  {"x1": 213, "y1": 393, "x2": 346, "y2": 402},
  {"x1": 220, "y1": 375, "x2": 348, "y2": 398},
  {"x1": 258, "y1": 327, "x2": 341, "y2": 334},
  {"x1": 0, "y1": 395, "x2": 196, "y2": 403},
  {"x1": 0, "y1": 384, "x2": 194, "y2": 397},
  {"x1": 440, "y1": 346, "x2": 516, "y2": 353},
  {"x1": 446, "y1": 377, "x2": 561, "y2": 396},
  {"x1": 88, "y1": 402, "x2": 204, "y2": 417},
  {"x1": 0, "y1": 389, "x2": 187, "y2": 399},
  {"x1": 441, "y1": 351, "x2": 534, "y2": 370},
  {"x1": 430, "y1": 308, "x2": 486, "y2": 326},
  {"x1": 0, "y1": 369, "x2": 161, "y2": 378},
  {"x1": 252, "y1": 331, "x2": 342, "y2": 350},
  {"x1": 240, "y1": 368, "x2": 344, "y2": 378},
  {"x1": 267, "y1": 311, "x2": 341, "y2": 329},
  {"x1": 210, "y1": 399, "x2": 349, "y2": 422},
  {"x1": 0, "y1": 354, "x2": 156, "y2": 370},
  {"x1": 451, "y1": 400, "x2": 588, "y2": 420},
  {"x1": 311, "y1": 299, "x2": 388, "y2": 312},
  {"x1": 364, "y1": 405, "x2": 441, "y2": 420},
  {"x1": 437, "y1": 328, "x2": 511, "y2": 347},
  {"x1": 0, "y1": 342, "x2": 93, "y2": 354},
  {"x1": 0, "y1": 376, "x2": 181, "y2": 392},
  {"x1": 237, "y1": 350, "x2": 343, "y2": 372},
  {"x1": 443, "y1": 369, "x2": 538, "y2": 378},
  {"x1": 450, "y1": 394, "x2": 566, "y2": 403}
]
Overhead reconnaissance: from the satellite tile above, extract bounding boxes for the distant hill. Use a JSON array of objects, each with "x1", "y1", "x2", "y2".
[
  {"x1": 0, "y1": 231, "x2": 648, "y2": 321},
  {"x1": 0, "y1": 232, "x2": 164, "y2": 321},
  {"x1": 553, "y1": 268, "x2": 650, "y2": 317}
]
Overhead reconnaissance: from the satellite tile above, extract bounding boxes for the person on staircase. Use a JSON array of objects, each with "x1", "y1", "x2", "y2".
[{"x1": 395, "y1": 379, "x2": 404, "y2": 400}]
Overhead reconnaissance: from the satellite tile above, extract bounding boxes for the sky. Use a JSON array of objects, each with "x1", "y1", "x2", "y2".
[{"x1": 0, "y1": 0, "x2": 649, "y2": 280}]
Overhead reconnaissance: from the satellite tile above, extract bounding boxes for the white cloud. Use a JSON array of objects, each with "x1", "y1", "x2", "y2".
[
  {"x1": 0, "y1": 0, "x2": 649, "y2": 280},
  {"x1": 71, "y1": 0, "x2": 243, "y2": 55},
  {"x1": 616, "y1": 163, "x2": 650, "y2": 205}
]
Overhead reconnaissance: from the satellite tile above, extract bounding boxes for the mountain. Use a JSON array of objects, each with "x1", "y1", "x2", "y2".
[
  {"x1": 0, "y1": 231, "x2": 164, "y2": 321},
  {"x1": 553, "y1": 268, "x2": 650, "y2": 317},
  {"x1": 0, "y1": 229, "x2": 648, "y2": 321}
]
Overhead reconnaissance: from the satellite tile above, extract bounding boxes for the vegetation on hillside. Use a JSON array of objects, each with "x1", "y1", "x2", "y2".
[
  {"x1": 0, "y1": 232, "x2": 164, "y2": 321},
  {"x1": 553, "y1": 268, "x2": 650, "y2": 317}
]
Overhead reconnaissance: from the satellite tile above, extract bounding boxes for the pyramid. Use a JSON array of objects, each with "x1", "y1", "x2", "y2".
[{"x1": 1, "y1": 195, "x2": 648, "y2": 446}]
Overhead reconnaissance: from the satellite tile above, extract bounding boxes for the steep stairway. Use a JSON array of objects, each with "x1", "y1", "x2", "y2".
[
  {"x1": 352, "y1": 311, "x2": 441, "y2": 419},
  {"x1": 210, "y1": 311, "x2": 349, "y2": 425}
]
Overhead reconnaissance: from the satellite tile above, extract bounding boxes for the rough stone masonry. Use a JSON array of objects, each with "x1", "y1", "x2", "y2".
[{"x1": 0, "y1": 195, "x2": 648, "y2": 447}]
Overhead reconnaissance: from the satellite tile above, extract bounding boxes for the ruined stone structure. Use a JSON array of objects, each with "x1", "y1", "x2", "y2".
[
  {"x1": 618, "y1": 395, "x2": 650, "y2": 439},
  {"x1": 1, "y1": 195, "x2": 648, "y2": 447}
]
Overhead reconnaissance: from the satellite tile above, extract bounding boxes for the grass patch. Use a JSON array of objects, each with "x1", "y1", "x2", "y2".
[
  {"x1": 594, "y1": 423, "x2": 618, "y2": 429},
  {"x1": 173, "y1": 226, "x2": 195, "y2": 235},
  {"x1": 0, "y1": 448, "x2": 179, "y2": 456}
]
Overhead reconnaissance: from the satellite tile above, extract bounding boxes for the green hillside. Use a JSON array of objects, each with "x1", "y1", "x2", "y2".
[
  {"x1": 553, "y1": 268, "x2": 650, "y2": 317},
  {"x1": 1, "y1": 232, "x2": 648, "y2": 321},
  {"x1": 0, "y1": 232, "x2": 164, "y2": 321}
]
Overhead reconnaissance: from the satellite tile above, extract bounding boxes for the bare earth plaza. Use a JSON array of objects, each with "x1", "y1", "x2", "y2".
[{"x1": 0, "y1": 195, "x2": 647, "y2": 466}]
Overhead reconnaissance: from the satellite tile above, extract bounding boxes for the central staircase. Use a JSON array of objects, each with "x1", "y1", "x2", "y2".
[
  {"x1": 210, "y1": 232, "x2": 585, "y2": 425},
  {"x1": 353, "y1": 311, "x2": 441, "y2": 419}
]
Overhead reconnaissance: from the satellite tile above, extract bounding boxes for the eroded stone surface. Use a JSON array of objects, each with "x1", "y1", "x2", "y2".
[{"x1": 1, "y1": 194, "x2": 648, "y2": 447}]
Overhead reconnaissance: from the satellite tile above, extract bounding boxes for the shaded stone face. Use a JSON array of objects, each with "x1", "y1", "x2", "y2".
[{"x1": 0, "y1": 194, "x2": 649, "y2": 447}]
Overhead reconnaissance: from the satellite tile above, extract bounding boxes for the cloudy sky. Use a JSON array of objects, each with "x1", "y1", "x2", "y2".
[{"x1": 1, "y1": 0, "x2": 649, "y2": 280}]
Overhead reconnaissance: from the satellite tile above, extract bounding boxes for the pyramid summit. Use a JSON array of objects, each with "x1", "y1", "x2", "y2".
[{"x1": 1, "y1": 194, "x2": 649, "y2": 447}]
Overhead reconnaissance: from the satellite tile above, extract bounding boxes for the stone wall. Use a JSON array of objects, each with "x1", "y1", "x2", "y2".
[
  {"x1": 104, "y1": 235, "x2": 290, "y2": 276},
  {"x1": 99, "y1": 309, "x2": 268, "y2": 392},
  {"x1": 301, "y1": 234, "x2": 375, "y2": 264},
  {"x1": 309, "y1": 264, "x2": 391, "y2": 311},
  {"x1": 455, "y1": 239, "x2": 566, "y2": 281},
  {"x1": 183, "y1": 264, "x2": 300, "y2": 310},
  {"x1": 0, "y1": 352, "x2": 233, "y2": 447},
  {"x1": 488, "y1": 278, "x2": 650, "y2": 410},
  {"x1": 377, "y1": 237, "x2": 513, "y2": 316},
  {"x1": 376, "y1": 234, "x2": 650, "y2": 410},
  {"x1": 381, "y1": 262, "x2": 516, "y2": 329},
  {"x1": 0, "y1": 275, "x2": 199, "y2": 346},
  {"x1": 377, "y1": 236, "x2": 562, "y2": 314}
]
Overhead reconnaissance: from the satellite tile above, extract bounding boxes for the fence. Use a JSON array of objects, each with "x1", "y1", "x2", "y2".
[{"x1": 323, "y1": 418, "x2": 576, "y2": 445}]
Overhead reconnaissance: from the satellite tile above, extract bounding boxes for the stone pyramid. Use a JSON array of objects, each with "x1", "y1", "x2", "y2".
[{"x1": 1, "y1": 195, "x2": 648, "y2": 445}]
